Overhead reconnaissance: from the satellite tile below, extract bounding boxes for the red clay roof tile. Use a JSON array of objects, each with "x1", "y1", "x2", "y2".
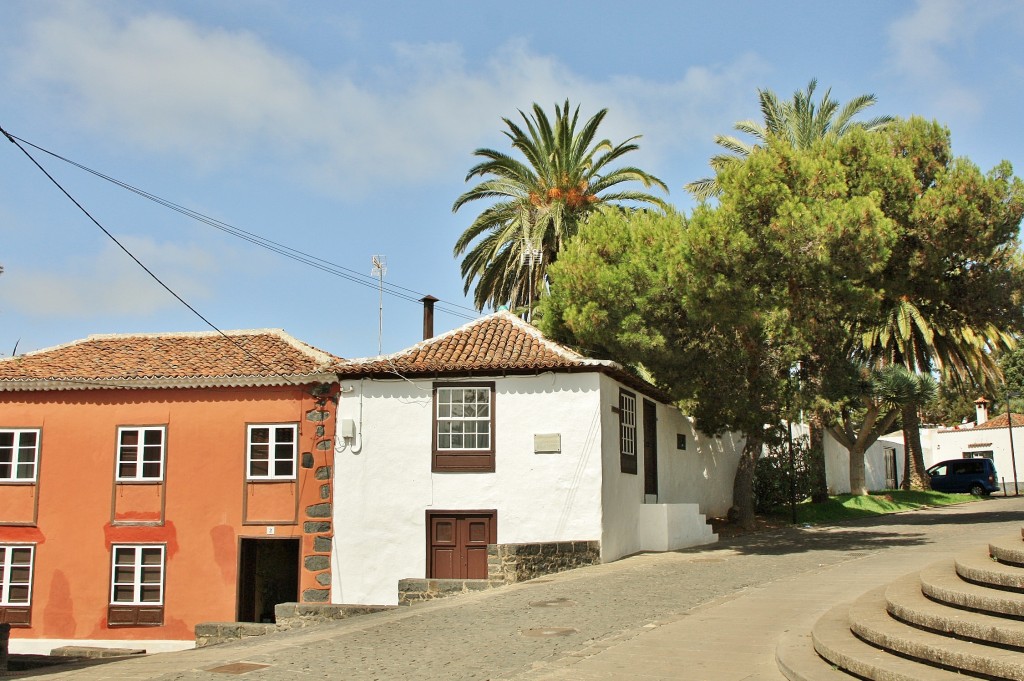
[
  {"x1": 0, "y1": 329, "x2": 342, "y2": 390},
  {"x1": 336, "y1": 311, "x2": 668, "y2": 401},
  {"x1": 337, "y1": 311, "x2": 600, "y2": 375}
]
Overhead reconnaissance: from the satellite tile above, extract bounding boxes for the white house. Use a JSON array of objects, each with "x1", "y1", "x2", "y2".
[
  {"x1": 330, "y1": 310, "x2": 744, "y2": 606},
  {"x1": 823, "y1": 429, "x2": 907, "y2": 494},
  {"x1": 823, "y1": 396, "x2": 1024, "y2": 494},
  {"x1": 932, "y1": 398, "x2": 1022, "y2": 493}
]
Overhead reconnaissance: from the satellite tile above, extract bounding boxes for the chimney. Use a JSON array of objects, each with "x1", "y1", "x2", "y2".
[
  {"x1": 420, "y1": 295, "x2": 438, "y2": 340},
  {"x1": 975, "y1": 396, "x2": 990, "y2": 425}
]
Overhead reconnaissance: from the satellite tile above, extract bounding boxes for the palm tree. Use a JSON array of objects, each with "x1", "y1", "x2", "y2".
[
  {"x1": 852, "y1": 298, "x2": 1014, "y2": 490},
  {"x1": 453, "y1": 100, "x2": 669, "y2": 311},
  {"x1": 685, "y1": 79, "x2": 894, "y2": 200}
]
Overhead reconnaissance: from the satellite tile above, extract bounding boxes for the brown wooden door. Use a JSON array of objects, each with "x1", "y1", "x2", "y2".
[
  {"x1": 643, "y1": 400, "x2": 658, "y2": 497},
  {"x1": 428, "y1": 511, "x2": 496, "y2": 579}
]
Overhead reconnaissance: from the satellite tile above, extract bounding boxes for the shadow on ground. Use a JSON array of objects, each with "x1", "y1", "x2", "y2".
[{"x1": 696, "y1": 497, "x2": 1020, "y2": 557}]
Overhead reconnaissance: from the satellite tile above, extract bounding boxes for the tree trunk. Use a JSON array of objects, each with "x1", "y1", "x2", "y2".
[
  {"x1": 848, "y1": 440, "x2": 869, "y2": 496},
  {"x1": 901, "y1": 403, "x2": 930, "y2": 490},
  {"x1": 808, "y1": 419, "x2": 829, "y2": 503},
  {"x1": 731, "y1": 433, "x2": 763, "y2": 530}
]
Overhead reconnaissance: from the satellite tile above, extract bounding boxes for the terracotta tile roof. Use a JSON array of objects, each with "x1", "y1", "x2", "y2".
[
  {"x1": 337, "y1": 311, "x2": 668, "y2": 401},
  {"x1": 0, "y1": 329, "x2": 342, "y2": 391},
  {"x1": 972, "y1": 412, "x2": 1024, "y2": 430}
]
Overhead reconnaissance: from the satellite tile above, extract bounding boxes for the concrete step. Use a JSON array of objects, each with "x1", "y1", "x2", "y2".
[
  {"x1": 991, "y1": 535, "x2": 1024, "y2": 567},
  {"x1": 850, "y1": 586, "x2": 1024, "y2": 679},
  {"x1": 920, "y1": 561, "x2": 1024, "y2": 617},
  {"x1": 810, "y1": 601, "x2": 968, "y2": 681},
  {"x1": 885, "y1": 572, "x2": 1024, "y2": 648},
  {"x1": 776, "y1": 628, "x2": 857, "y2": 681},
  {"x1": 956, "y1": 545, "x2": 1024, "y2": 591}
]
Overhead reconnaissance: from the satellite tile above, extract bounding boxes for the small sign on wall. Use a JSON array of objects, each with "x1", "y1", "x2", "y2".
[
  {"x1": 676, "y1": 434, "x2": 687, "y2": 450},
  {"x1": 534, "y1": 433, "x2": 561, "y2": 454}
]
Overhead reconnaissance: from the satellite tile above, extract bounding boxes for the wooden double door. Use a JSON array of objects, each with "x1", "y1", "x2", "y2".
[{"x1": 427, "y1": 511, "x2": 496, "y2": 579}]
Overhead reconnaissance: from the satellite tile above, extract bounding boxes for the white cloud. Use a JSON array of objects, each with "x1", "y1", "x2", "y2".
[
  {"x1": 885, "y1": 0, "x2": 1024, "y2": 121},
  {"x1": 10, "y1": 5, "x2": 767, "y2": 199},
  {"x1": 0, "y1": 237, "x2": 216, "y2": 318}
]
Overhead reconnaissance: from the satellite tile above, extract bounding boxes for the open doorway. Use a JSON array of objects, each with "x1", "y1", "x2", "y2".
[{"x1": 237, "y1": 538, "x2": 299, "y2": 623}]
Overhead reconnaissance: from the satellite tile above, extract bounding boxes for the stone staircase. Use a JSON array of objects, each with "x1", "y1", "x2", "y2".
[{"x1": 778, "y1": 528, "x2": 1024, "y2": 680}]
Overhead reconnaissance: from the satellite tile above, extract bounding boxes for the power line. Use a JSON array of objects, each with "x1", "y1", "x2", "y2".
[
  {"x1": 5, "y1": 131, "x2": 479, "y2": 321},
  {"x1": 0, "y1": 124, "x2": 309, "y2": 386}
]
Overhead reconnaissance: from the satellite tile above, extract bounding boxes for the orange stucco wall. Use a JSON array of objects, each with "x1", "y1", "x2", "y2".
[{"x1": 0, "y1": 383, "x2": 336, "y2": 644}]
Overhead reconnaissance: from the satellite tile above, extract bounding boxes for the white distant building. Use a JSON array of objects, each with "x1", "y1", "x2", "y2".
[{"x1": 932, "y1": 397, "x2": 1021, "y2": 493}]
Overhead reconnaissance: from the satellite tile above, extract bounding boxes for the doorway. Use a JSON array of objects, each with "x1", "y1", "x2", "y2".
[
  {"x1": 237, "y1": 538, "x2": 299, "y2": 623},
  {"x1": 427, "y1": 511, "x2": 496, "y2": 579},
  {"x1": 884, "y1": 448, "x2": 898, "y2": 489},
  {"x1": 643, "y1": 400, "x2": 658, "y2": 499}
]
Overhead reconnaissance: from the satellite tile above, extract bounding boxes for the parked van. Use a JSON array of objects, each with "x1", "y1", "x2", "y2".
[{"x1": 927, "y1": 458, "x2": 999, "y2": 496}]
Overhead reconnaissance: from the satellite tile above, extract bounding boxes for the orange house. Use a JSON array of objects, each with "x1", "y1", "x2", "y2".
[{"x1": 0, "y1": 329, "x2": 340, "y2": 653}]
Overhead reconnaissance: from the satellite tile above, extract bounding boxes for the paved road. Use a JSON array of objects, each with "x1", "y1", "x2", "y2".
[{"x1": 24, "y1": 496, "x2": 1024, "y2": 680}]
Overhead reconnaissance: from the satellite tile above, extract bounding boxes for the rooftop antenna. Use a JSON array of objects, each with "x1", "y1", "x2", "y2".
[
  {"x1": 520, "y1": 240, "x2": 541, "y2": 323},
  {"x1": 371, "y1": 255, "x2": 387, "y2": 355}
]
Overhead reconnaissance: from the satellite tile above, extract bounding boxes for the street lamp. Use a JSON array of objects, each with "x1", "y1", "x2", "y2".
[{"x1": 1007, "y1": 391, "x2": 1020, "y2": 496}]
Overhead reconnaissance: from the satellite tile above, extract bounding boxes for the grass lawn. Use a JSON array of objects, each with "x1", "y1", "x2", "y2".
[{"x1": 770, "y1": 489, "x2": 982, "y2": 525}]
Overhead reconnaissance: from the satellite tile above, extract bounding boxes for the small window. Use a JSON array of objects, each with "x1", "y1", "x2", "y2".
[
  {"x1": 433, "y1": 383, "x2": 495, "y2": 472},
  {"x1": 0, "y1": 544, "x2": 34, "y2": 626},
  {"x1": 247, "y1": 425, "x2": 297, "y2": 480},
  {"x1": 0, "y1": 429, "x2": 40, "y2": 482},
  {"x1": 108, "y1": 545, "x2": 164, "y2": 627},
  {"x1": 116, "y1": 427, "x2": 165, "y2": 481},
  {"x1": 619, "y1": 390, "x2": 637, "y2": 474}
]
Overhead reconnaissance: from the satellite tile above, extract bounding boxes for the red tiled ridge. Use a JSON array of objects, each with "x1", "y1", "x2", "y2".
[
  {"x1": 337, "y1": 311, "x2": 610, "y2": 375},
  {"x1": 0, "y1": 329, "x2": 343, "y2": 390},
  {"x1": 971, "y1": 413, "x2": 1024, "y2": 430}
]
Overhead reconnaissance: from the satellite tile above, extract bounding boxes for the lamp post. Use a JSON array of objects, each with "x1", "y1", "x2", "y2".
[{"x1": 1007, "y1": 391, "x2": 1020, "y2": 496}]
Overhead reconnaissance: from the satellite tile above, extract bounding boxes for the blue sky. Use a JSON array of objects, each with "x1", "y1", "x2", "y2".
[{"x1": 2, "y1": 1, "x2": 1023, "y2": 359}]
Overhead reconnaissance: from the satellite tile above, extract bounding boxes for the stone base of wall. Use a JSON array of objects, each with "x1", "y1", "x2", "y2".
[
  {"x1": 398, "y1": 578, "x2": 507, "y2": 605},
  {"x1": 398, "y1": 540, "x2": 601, "y2": 605},
  {"x1": 489, "y1": 540, "x2": 600, "y2": 583},
  {"x1": 274, "y1": 602, "x2": 394, "y2": 629},
  {"x1": 194, "y1": 603, "x2": 394, "y2": 647},
  {"x1": 195, "y1": 622, "x2": 277, "y2": 648}
]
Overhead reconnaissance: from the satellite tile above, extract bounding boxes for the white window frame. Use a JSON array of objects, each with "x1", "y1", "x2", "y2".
[
  {"x1": 110, "y1": 545, "x2": 165, "y2": 606},
  {"x1": 116, "y1": 426, "x2": 166, "y2": 482},
  {"x1": 435, "y1": 386, "x2": 492, "y2": 451},
  {"x1": 0, "y1": 429, "x2": 40, "y2": 482},
  {"x1": 0, "y1": 544, "x2": 34, "y2": 606},
  {"x1": 620, "y1": 391, "x2": 637, "y2": 458},
  {"x1": 246, "y1": 424, "x2": 298, "y2": 480}
]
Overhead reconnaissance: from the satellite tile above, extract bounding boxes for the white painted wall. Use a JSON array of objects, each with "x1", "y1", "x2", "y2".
[
  {"x1": 933, "y1": 424, "x2": 1022, "y2": 492},
  {"x1": 824, "y1": 431, "x2": 905, "y2": 494},
  {"x1": 596, "y1": 375, "x2": 742, "y2": 561},
  {"x1": 331, "y1": 372, "x2": 606, "y2": 606}
]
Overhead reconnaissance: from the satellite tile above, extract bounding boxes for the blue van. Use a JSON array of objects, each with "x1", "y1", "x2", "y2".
[{"x1": 927, "y1": 458, "x2": 999, "y2": 496}]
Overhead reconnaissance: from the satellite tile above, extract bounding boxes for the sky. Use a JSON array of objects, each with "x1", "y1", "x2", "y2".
[{"x1": 2, "y1": 1, "x2": 1023, "y2": 361}]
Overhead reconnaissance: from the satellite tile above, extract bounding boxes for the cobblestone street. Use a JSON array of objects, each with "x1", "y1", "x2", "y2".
[{"x1": 30, "y1": 497, "x2": 1024, "y2": 681}]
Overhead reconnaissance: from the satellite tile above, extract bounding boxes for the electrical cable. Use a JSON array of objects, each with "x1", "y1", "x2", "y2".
[
  {"x1": 6, "y1": 132, "x2": 479, "y2": 321},
  {"x1": 0, "y1": 124, "x2": 311, "y2": 386}
]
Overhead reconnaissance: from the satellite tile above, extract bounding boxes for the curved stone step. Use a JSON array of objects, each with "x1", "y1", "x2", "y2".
[
  {"x1": 850, "y1": 586, "x2": 1024, "y2": 679},
  {"x1": 885, "y1": 572, "x2": 1024, "y2": 648},
  {"x1": 920, "y1": 561, "x2": 1024, "y2": 617},
  {"x1": 810, "y1": 601, "x2": 970, "y2": 681},
  {"x1": 991, "y1": 535, "x2": 1024, "y2": 567},
  {"x1": 956, "y1": 545, "x2": 1024, "y2": 591},
  {"x1": 776, "y1": 628, "x2": 853, "y2": 681}
]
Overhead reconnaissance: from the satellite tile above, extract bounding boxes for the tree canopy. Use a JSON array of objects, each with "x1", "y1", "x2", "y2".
[
  {"x1": 453, "y1": 100, "x2": 668, "y2": 312},
  {"x1": 542, "y1": 116, "x2": 1024, "y2": 512},
  {"x1": 685, "y1": 79, "x2": 894, "y2": 201}
]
